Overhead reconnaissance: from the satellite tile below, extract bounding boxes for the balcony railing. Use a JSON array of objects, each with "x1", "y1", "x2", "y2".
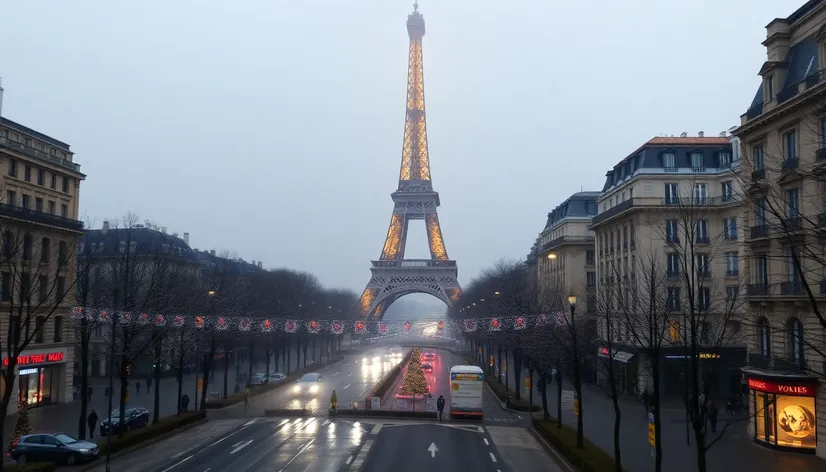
[
  {"x1": 816, "y1": 148, "x2": 826, "y2": 162},
  {"x1": 371, "y1": 259, "x2": 456, "y2": 268},
  {"x1": 662, "y1": 197, "x2": 724, "y2": 207},
  {"x1": 749, "y1": 225, "x2": 769, "y2": 239},
  {"x1": 745, "y1": 103, "x2": 763, "y2": 120},
  {"x1": 780, "y1": 281, "x2": 805, "y2": 296},
  {"x1": 782, "y1": 158, "x2": 800, "y2": 171},
  {"x1": 746, "y1": 283, "x2": 771, "y2": 296},
  {"x1": 591, "y1": 199, "x2": 634, "y2": 226},
  {"x1": 751, "y1": 169, "x2": 765, "y2": 181},
  {"x1": 0, "y1": 137, "x2": 82, "y2": 173},
  {"x1": 781, "y1": 216, "x2": 803, "y2": 231},
  {"x1": 725, "y1": 269, "x2": 739, "y2": 277},
  {"x1": 696, "y1": 236, "x2": 710, "y2": 245},
  {"x1": 540, "y1": 235, "x2": 595, "y2": 252},
  {"x1": 0, "y1": 202, "x2": 83, "y2": 231}
]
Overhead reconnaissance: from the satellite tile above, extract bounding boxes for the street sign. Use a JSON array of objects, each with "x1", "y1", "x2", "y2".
[
  {"x1": 574, "y1": 398, "x2": 579, "y2": 416},
  {"x1": 647, "y1": 407, "x2": 656, "y2": 447},
  {"x1": 370, "y1": 396, "x2": 381, "y2": 410},
  {"x1": 427, "y1": 442, "x2": 439, "y2": 458},
  {"x1": 197, "y1": 379, "x2": 203, "y2": 391},
  {"x1": 525, "y1": 377, "x2": 531, "y2": 389},
  {"x1": 561, "y1": 390, "x2": 575, "y2": 409},
  {"x1": 426, "y1": 396, "x2": 436, "y2": 411},
  {"x1": 489, "y1": 355, "x2": 494, "y2": 367}
]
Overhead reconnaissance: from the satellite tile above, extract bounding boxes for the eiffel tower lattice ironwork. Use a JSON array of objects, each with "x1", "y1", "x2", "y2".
[{"x1": 358, "y1": 3, "x2": 461, "y2": 320}]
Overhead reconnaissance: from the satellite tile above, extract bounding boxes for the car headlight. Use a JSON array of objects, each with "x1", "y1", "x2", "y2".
[
  {"x1": 310, "y1": 385, "x2": 319, "y2": 393},
  {"x1": 294, "y1": 385, "x2": 301, "y2": 392},
  {"x1": 362, "y1": 357, "x2": 368, "y2": 363},
  {"x1": 78, "y1": 448, "x2": 90, "y2": 453}
]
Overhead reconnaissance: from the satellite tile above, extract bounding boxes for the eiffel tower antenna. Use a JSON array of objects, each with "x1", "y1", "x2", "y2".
[
  {"x1": 413, "y1": 0, "x2": 419, "y2": 11},
  {"x1": 358, "y1": 6, "x2": 461, "y2": 320}
]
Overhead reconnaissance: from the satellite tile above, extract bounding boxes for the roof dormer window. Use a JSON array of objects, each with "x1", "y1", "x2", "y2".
[
  {"x1": 662, "y1": 152, "x2": 676, "y2": 170},
  {"x1": 691, "y1": 152, "x2": 705, "y2": 171},
  {"x1": 718, "y1": 152, "x2": 731, "y2": 167}
]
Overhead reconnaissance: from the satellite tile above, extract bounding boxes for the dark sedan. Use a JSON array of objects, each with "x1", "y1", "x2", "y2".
[
  {"x1": 9, "y1": 433, "x2": 98, "y2": 465},
  {"x1": 99, "y1": 407, "x2": 149, "y2": 436}
]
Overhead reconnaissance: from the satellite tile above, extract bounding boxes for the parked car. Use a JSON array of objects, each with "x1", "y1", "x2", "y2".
[
  {"x1": 251, "y1": 372, "x2": 286, "y2": 385},
  {"x1": 9, "y1": 433, "x2": 98, "y2": 465},
  {"x1": 99, "y1": 407, "x2": 150, "y2": 436},
  {"x1": 268, "y1": 373, "x2": 286, "y2": 382}
]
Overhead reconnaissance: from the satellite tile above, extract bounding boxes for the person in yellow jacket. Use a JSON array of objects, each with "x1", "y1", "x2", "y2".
[{"x1": 330, "y1": 390, "x2": 338, "y2": 411}]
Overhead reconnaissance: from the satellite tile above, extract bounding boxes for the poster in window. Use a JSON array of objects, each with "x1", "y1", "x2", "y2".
[{"x1": 775, "y1": 395, "x2": 817, "y2": 449}]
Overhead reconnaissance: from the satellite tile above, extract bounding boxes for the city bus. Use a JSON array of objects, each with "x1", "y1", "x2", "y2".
[{"x1": 449, "y1": 365, "x2": 483, "y2": 418}]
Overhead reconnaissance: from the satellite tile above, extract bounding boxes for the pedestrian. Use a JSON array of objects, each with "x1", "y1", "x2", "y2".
[
  {"x1": 244, "y1": 385, "x2": 250, "y2": 413},
  {"x1": 182, "y1": 394, "x2": 190, "y2": 412},
  {"x1": 88, "y1": 409, "x2": 98, "y2": 439},
  {"x1": 436, "y1": 395, "x2": 445, "y2": 421},
  {"x1": 708, "y1": 402, "x2": 718, "y2": 434},
  {"x1": 136, "y1": 381, "x2": 141, "y2": 396},
  {"x1": 87, "y1": 385, "x2": 93, "y2": 402},
  {"x1": 330, "y1": 390, "x2": 338, "y2": 411}
]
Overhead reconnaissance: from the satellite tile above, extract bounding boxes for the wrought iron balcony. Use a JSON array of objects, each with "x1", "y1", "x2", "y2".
[
  {"x1": 749, "y1": 225, "x2": 769, "y2": 239},
  {"x1": 746, "y1": 283, "x2": 771, "y2": 296},
  {"x1": 780, "y1": 281, "x2": 805, "y2": 296},
  {"x1": 751, "y1": 169, "x2": 765, "y2": 181},
  {"x1": 696, "y1": 236, "x2": 710, "y2": 245},
  {"x1": 539, "y1": 235, "x2": 595, "y2": 253},
  {"x1": 725, "y1": 270, "x2": 739, "y2": 277},
  {"x1": 0, "y1": 137, "x2": 82, "y2": 174},
  {"x1": 816, "y1": 148, "x2": 826, "y2": 162},
  {"x1": 0, "y1": 202, "x2": 83, "y2": 231},
  {"x1": 591, "y1": 199, "x2": 634, "y2": 226},
  {"x1": 372, "y1": 259, "x2": 456, "y2": 268},
  {"x1": 781, "y1": 158, "x2": 800, "y2": 171},
  {"x1": 780, "y1": 216, "x2": 803, "y2": 231}
]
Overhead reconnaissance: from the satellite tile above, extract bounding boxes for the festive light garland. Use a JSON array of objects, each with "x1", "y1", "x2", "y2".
[{"x1": 70, "y1": 308, "x2": 567, "y2": 334}]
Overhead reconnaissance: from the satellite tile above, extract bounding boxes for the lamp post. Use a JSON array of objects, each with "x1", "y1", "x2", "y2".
[
  {"x1": 104, "y1": 291, "x2": 119, "y2": 472},
  {"x1": 567, "y1": 294, "x2": 584, "y2": 447}
]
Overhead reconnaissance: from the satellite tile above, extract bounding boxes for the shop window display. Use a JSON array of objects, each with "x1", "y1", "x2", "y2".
[{"x1": 748, "y1": 377, "x2": 817, "y2": 452}]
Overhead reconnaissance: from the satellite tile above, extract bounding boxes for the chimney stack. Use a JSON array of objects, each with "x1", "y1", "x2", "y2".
[
  {"x1": 102, "y1": 220, "x2": 110, "y2": 233},
  {"x1": 251, "y1": 260, "x2": 256, "y2": 267},
  {"x1": 680, "y1": 132, "x2": 687, "y2": 138},
  {"x1": 258, "y1": 261, "x2": 263, "y2": 269},
  {"x1": 210, "y1": 249, "x2": 215, "y2": 256},
  {"x1": 719, "y1": 131, "x2": 726, "y2": 137},
  {"x1": 161, "y1": 226, "x2": 167, "y2": 234},
  {"x1": 698, "y1": 131, "x2": 704, "y2": 138},
  {"x1": 183, "y1": 232, "x2": 189, "y2": 245}
]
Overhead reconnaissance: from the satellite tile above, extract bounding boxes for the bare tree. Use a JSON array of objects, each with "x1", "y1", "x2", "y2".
[{"x1": 0, "y1": 217, "x2": 83, "y2": 460}]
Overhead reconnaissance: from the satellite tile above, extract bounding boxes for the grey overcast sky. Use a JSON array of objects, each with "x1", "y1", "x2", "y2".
[{"x1": 0, "y1": 0, "x2": 804, "y2": 301}]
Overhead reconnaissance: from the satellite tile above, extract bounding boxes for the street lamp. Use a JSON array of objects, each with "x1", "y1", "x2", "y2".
[
  {"x1": 567, "y1": 295, "x2": 577, "y2": 306},
  {"x1": 494, "y1": 291, "x2": 500, "y2": 296},
  {"x1": 547, "y1": 253, "x2": 557, "y2": 259},
  {"x1": 208, "y1": 290, "x2": 216, "y2": 296}
]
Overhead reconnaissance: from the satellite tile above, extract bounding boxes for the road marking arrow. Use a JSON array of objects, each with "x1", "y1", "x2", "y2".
[{"x1": 427, "y1": 442, "x2": 439, "y2": 458}]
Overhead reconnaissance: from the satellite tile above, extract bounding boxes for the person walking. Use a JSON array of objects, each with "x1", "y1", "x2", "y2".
[
  {"x1": 436, "y1": 395, "x2": 446, "y2": 421},
  {"x1": 136, "y1": 381, "x2": 141, "y2": 396},
  {"x1": 244, "y1": 385, "x2": 250, "y2": 413},
  {"x1": 87, "y1": 385, "x2": 93, "y2": 402},
  {"x1": 182, "y1": 394, "x2": 190, "y2": 413},
  {"x1": 708, "y1": 401, "x2": 719, "y2": 434},
  {"x1": 88, "y1": 410, "x2": 99, "y2": 439}
]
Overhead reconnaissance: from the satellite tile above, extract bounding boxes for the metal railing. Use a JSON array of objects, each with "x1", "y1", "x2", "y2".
[
  {"x1": 0, "y1": 137, "x2": 82, "y2": 173},
  {"x1": 0, "y1": 202, "x2": 83, "y2": 231},
  {"x1": 372, "y1": 259, "x2": 456, "y2": 268}
]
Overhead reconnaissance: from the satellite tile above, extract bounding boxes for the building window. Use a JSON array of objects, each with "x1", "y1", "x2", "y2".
[
  {"x1": 726, "y1": 285, "x2": 739, "y2": 300},
  {"x1": 34, "y1": 316, "x2": 45, "y2": 343},
  {"x1": 54, "y1": 316, "x2": 63, "y2": 342},
  {"x1": 48, "y1": 201, "x2": 56, "y2": 215},
  {"x1": 3, "y1": 231, "x2": 12, "y2": 257},
  {"x1": 696, "y1": 219, "x2": 709, "y2": 243},
  {"x1": 8, "y1": 159, "x2": 17, "y2": 178},
  {"x1": 784, "y1": 129, "x2": 798, "y2": 160},
  {"x1": 35, "y1": 197, "x2": 43, "y2": 212},
  {"x1": 6, "y1": 190, "x2": 15, "y2": 206},
  {"x1": 725, "y1": 251, "x2": 739, "y2": 276},
  {"x1": 724, "y1": 216, "x2": 737, "y2": 239},
  {"x1": 662, "y1": 152, "x2": 676, "y2": 169},
  {"x1": 691, "y1": 152, "x2": 704, "y2": 170},
  {"x1": 788, "y1": 318, "x2": 804, "y2": 368},
  {"x1": 23, "y1": 165, "x2": 31, "y2": 182},
  {"x1": 700, "y1": 321, "x2": 712, "y2": 345},
  {"x1": 787, "y1": 188, "x2": 800, "y2": 219},
  {"x1": 21, "y1": 194, "x2": 30, "y2": 209},
  {"x1": 586, "y1": 272, "x2": 596, "y2": 287},
  {"x1": 664, "y1": 183, "x2": 678, "y2": 204},
  {"x1": 756, "y1": 253, "x2": 769, "y2": 286},
  {"x1": 56, "y1": 276, "x2": 65, "y2": 302},
  {"x1": 20, "y1": 272, "x2": 30, "y2": 301},
  {"x1": 753, "y1": 144, "x2": 765, "y2": 170},
  {"x1": 787, "y1": 249, "x2": 802, "y2": 284},
  {"x1": 22, "y1": 233, "x2": 32, "y2": 261},
  {"x1": 585, "y1": 250, "x2": 595, "y2": 265},
  {"x1": 698, "y1": 287, "x2": 711, "y2": 310},
  {"x1": 756, "y1": 199, "x2": 767, "y2": 226},
  {"x1": 667, "y1": 253, "x2": 679, "y2": 275},
  {"x1": 693, "y1": 183, "x2": 708, "y2": 204},
  {"x1": 718, "y1": 152, "x2": 731, "y2": 166},
  {"x1": 58, "y1": 241, "x2": 67, "y2": 265},
  {"x1": 50, "y1": 174, "x2": 56, "y2": 189},
  {"x1": 697, "y1": 253, "x2": 710, "y2": 275},
  {"x1": 667, "y1": 288, "x2": 681, "y2": 311},
  {"x1": 62, "y1": 177, "x2": 69, "y2": 193},
  {"x1": 37, "y1": 169, "x2": 45, "y2": 186},
  {"x1": 721, "y1": 181, "x2": 733, "y2": 202},
  {"x1": 766, "y1": 75, "x2": 775, "y2": 99},
  {"x1": 40, "y1": 238, "x2": 50, "y2": 263},
  {"x1": 38, "y1": 275, "x2": 48, "y2": 303},
  {"x1": 61, "y1": 204, "x2": 68, "y2": 218},
  {"x1": 1, "y1": 272, "x2": 10, "y2": 301}
]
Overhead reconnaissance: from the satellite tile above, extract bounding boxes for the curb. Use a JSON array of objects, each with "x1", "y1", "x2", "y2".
[
  {"x1": 59, "y1": 417, "x2": 208, "y2": 472},
  {"x1": 527, "y1": 424, "x2": 575, "y2": 472}
]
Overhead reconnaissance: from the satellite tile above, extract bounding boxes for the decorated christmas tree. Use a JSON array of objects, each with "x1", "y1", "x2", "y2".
[
  {"x1": 9, "y1": 400, "x2": 32, "y2": 450},
  {"x1": 400, "y1": 358, "x2": 429, "y2": 395},
  {"x1": 410, "y1": 347, "x2": 421, "y2": 364}
]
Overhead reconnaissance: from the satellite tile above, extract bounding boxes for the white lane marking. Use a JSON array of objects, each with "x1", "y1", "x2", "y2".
[
  {"x1": 345, "y1": 455, "x2": 353, "y2": 465},
  {"x1": 371, "y1": 424, "x2": 383, "y2": 434},
  {"x1": 344, "y1": 384, "x2": 351, "y2": 389},
  {"x1": 277, "y1": 438, "x2": 315, "y2": 472},
  {"x1": 160, "y1": 455, "x2": 193, "y2": 472},
  {"x1": 322, "y1": 420, "x2": 330, "y2": 426},
  {"x1": 477, "y1": 426, "x2": 484, "y2": 433},
  {"x1": 348, "y1": 373, "x2": 352, "y2": 376},
  {"x1": 204, "y1": 469, "x2": 211, "y2": 472},
  {"x1": 483, "y1": 438, "x2": 489, "y2": 446},
  {"x1": 230, "y1": 439, "x2": 254, "y2": 454},
  {"x1": 333, "y1": 372, "x2": 340, "y2": 376},
  {"x1": 490, "y1": 452, "x2": 497, "y2": 463},
  {"x1": 243, "y1": 419, "x2": 258, "y2": 426},
  {"x1": 350, "y1": 439, "x2": 373, "y2": 470},
  {"x1": 232, "y1": 441, "x2": 243, "y2": 447},
  {"x1": 279, "y1": 419, "x2": 290, "y2": 426},
  {"x1": 172, "y1": 439, "x2": 209, "y2": 460}
]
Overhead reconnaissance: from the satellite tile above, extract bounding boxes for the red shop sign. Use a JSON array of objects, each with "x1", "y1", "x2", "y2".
[
  {"x1": 2, "y1": 352, "x2": 64, "y2": 367},
  {"x1": 747, "y1": 378, "x2": 815, "y2": 396}
]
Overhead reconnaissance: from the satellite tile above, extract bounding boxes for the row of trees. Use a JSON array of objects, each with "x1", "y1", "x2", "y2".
[{"x1": 0, "y1": 212, "x2": 358, "y2": 457}]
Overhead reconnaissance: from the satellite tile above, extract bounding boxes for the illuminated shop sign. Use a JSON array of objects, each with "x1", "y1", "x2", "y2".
[
  {"x1": 2, "y1": 352, "x2": 65, "y2": 367},
  {"x1": 747, "y1": 378, "x2": 815, "y2": 396},
  {"x1": 663, "y1": 353, "x2": 720, "y2": 360},
  {"x1": 18, "y1": 368, "x2": 38, "y2": 375}
]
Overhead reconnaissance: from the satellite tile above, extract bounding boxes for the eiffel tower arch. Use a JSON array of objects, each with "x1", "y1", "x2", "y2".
[{"x1": 359, "y1": 4, "x2": 461, "y2": 320}]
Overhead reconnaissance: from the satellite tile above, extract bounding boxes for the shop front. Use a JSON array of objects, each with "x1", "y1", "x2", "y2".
[
  {"x1": 743, "y1": 369, "x2": 818, "y2": 453},
  {"x1": 1, "y1": 347, "x2": 70, "y2": 408},
  {"x1": 660, "y1": 347, "x2": 746, "y2": 398},
  {"x1": 596, "y1": 346, "x2": 637, "y2": 396}
]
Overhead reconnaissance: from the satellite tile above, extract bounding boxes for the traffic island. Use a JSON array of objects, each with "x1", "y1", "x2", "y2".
[
  {"x1": 332, "y1": 408, "x2": 437, "y2": 419},
  {"x1": 263, "y1": 409, "x2": 312, "y2": 417},
  {"x1": 203, "y1": 356, "x2": 345, "y2": 409},
  {"x1": 533, "y1": 419, "x2": 617, "y2": 472}
]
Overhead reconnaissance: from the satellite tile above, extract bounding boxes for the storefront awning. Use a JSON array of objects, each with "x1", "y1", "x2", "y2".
[{"x1": 597, "y1": 349, "x2": 635, "y2": 363}]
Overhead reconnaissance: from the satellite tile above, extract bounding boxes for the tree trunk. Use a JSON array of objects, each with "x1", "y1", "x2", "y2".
[
  {"x1": 118, "y1": 367, "x2": 129, "y2": 438},
  {"x1": 556, "y1": 370, "x2": 563, "y2": 428},
  {"x1": 223, "y1": 348, "x2": 230, "y2": 399},
  {"x1": 607, "y1": 356, "x2": 623, "y2": 472},
  {"x1": 512, "y1": 350, "x2": 522, "y2": 401},
  {"x1": 153, "y1": 337, "x2": 162, "y2": 423},
  {"x1": 176, "y1": 330, "x2": 185, "y2": 416},
  {"x1": 248, "y1": 338, "x2": 254, "y2": 382},
  {"x1": 504, "y1": 351, "x2": 509, "y2": 391},
  {"x1": 652, "y1": 356, "x2": 663, "y2": 472},
  {"x1": 540, "y1": 373, "x2": 550, "y2": 421},
  {"x1": 201, "y1": 334, "x2": 216, "y2": 410}
]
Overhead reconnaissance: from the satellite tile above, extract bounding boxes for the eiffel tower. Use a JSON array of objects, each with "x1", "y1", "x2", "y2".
[{"x1": 358, "y1": 3, "x2": 461, "y2": 320}]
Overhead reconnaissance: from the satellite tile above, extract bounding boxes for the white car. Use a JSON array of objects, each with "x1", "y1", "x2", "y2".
[
  {"x1": 362, "y1": 354, "x2": 383, "y2": 365},
  {"x1": 293, "y1": 373, "x2": 323, "y2": 396}
]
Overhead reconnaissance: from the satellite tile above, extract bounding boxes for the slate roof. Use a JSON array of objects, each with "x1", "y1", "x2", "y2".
[
  {"x1": 82, "y1": 227, "x2": 198, "y2": 263},
  {"x1": 544, "y1": 191, "x2": 600, "y2": 230},
  {"x1": 747, "y1": 1, "x2": 824, "y2": 112},
  {"x1": 194, "y1": 249, "x2": 264, "y2": 277},
  {"x1": 600, "y1": 137, "x2": 733, "y2": 192},
  {"x1": 0, "y1": 117, "x2": 72, "y2": 152}
]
